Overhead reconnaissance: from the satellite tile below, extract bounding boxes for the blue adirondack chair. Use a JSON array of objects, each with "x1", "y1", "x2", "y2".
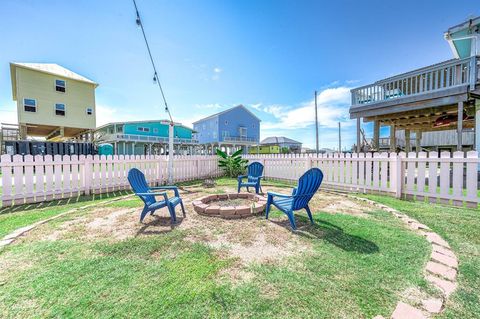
[
  {"x1": 266, "y1": 168, "x2": 323, "y2": 230},
  {"x1": 237, "y1": 162, "x2": 264, "y2": 194},
  {"x1": 127, "y1": 168, "x2": 185, "y2": 223}
]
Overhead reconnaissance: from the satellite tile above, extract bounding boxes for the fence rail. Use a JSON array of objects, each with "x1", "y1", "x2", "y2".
[
  {"x1": 1, "y1": 152, "x2": 479, "y2": 208},
  {"x1": 0, "y1": 155, "x2": 221, "y2": 206}
]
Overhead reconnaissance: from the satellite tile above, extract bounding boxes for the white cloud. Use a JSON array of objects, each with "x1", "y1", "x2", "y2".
[
  {"x1": 194, "y1": 103, "x2": 223, "y2": 110},
  {"x1": 0, "y1": 104, "x2": 18, "y2": 124},
  {"x1": 258, "y1": 86, "x2": 352, "y2": 130},
  {"x1": 213, "y1": 67, "x2": 222, "y2": 73},
  {"x1": 212, "y1": 67, "x2": 222, "y2": 80},
  {"x1": 96, "y1": 104, "x2": 147, "y2": 126}
]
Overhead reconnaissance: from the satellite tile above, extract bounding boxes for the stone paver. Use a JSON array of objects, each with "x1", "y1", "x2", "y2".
[
  {"x1": 426, "y1": 274, "x2": 458, "y2": 298},
  {"x1": 391, "y1": 302, "x2": 426, "y2": 319},
  {"x1": 421, "y1": 298, "x2": 443, "y2": 313},
  {"x1": 431, "y1": 251, "x2": 458, "y2": 269},
  {"x1": 432, "y1": 244, "x2": 456, "y2": 258},
  {"x1": 424, "y1": 233, "x2": 450, "y2": 248},
  {"x1": 426, "y1": 261, "x2": 457, "y2": 281}
]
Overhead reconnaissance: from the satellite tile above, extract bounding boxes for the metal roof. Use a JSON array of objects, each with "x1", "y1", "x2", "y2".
[
  {"x1": 261, "y1": 136, "x2": 302, "y2": 145},
  {"x1": 95, "y1": 120, "x2": 194, "y2": 132},
  {"x1": 192, "y1": 104, "x2": 261, "y2": 124},
  {"x1": 10, "y1": 62, "x2": 98, "y2": 86}
]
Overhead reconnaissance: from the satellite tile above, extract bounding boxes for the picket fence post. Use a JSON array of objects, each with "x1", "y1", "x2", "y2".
[{"x1": 84, "y1": 155, "x2": 92, "y2": 195}]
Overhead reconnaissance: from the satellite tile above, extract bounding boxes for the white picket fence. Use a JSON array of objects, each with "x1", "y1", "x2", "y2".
[
  {"x1": 245, "y1": 151, "x2": 479, "y2": 208},
  {"x1": 1, "y1": 152, "x2": 479, "y2": 208},
  {"x1": 0, "y1": 155, "x2": 221, "y2": 206}
]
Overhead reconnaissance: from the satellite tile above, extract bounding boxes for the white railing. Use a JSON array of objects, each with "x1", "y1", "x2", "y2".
[
  {"x1": 1, "y1": 152, "x2": 479, "y2": 208},
  {"x1": 0, "y1": 155, "x2": 221, "y2": 206},
  {"x1": 245, "y1": 151, "x2": 479, "y2": 208},
  {"x1": 103, "y1": 133, "x2": 198, "y2": 144},
  {"x1": 351, "y1": 56, "x2": 479, "y2": 107},
  {"x1": 222, "y1": 136, "x2": 256, "y2": 143}
]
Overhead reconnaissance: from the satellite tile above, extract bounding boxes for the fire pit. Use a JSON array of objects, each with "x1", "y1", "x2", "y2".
[{"x1": 192, "y1": 193, "x2": 268, "y2": 219}]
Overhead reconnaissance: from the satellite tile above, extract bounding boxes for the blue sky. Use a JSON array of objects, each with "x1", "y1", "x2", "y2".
[{"x1": 0, "y1": 0, "x2": 478, "y2": 149}]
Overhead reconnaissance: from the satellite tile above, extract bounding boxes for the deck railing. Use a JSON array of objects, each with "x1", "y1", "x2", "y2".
[
  {"x1": 103, "y1": 133, "x2": 198, "y2": 144},
  {"x1": 351, "y1": 56, "x2": 479, "y2": 107},
  {"x1": 222, "y1": 136, "x2": 256, "y2": 143}
]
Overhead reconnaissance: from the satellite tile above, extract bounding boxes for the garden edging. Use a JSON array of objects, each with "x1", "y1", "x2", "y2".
[{"x1": 348, "y1": 195, "x2": 458, "y2": 319}]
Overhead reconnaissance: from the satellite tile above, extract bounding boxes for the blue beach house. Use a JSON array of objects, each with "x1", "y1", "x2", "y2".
[
  {"x1": 193, "y1": 105, "x2": 261, "y2": 154},
  {"x1": 95, "y1": 120, "x2": 197, "y2": 155}
]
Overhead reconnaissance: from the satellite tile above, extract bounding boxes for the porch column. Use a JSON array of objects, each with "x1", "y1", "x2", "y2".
[
  {"x1": 389, "y1": 124, "x2": 396, "y2": 152},
  {"x1": 457, "y1": 101, "x2": 463, "y2": 151},
  {"x1": 356, "y1": 117, "x2": 361, "y2": 153},
  {"x1": 373, "y1": 120, "x2": 380, "y2": 151},
  {"x1": 405, "y1": 129, "x2": 411, "y2": 153},
  {"x1": 475, "y1": 99, "x2": 480, "y2": 152},
  {"x1": 416, "y1": 131, "x2": 422, "y2": 153}
]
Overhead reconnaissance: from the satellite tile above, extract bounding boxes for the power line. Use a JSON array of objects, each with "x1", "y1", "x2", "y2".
[{"x1": 132, "y1": 0, "x2": 173, "y2": 123}]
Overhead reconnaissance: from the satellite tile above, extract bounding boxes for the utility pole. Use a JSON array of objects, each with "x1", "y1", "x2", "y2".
[
  {"x1": 338, "y1": 122, "x2": 342, "y2": 153},
  {"x1": 315, "y1": 90, "x2": 319, "y2": 155}
]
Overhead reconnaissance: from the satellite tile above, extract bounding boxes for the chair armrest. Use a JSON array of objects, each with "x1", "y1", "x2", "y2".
[
  {"x1": 238, "y1": 175, "x2": 247, "y2": 181},
  {"x1": 151, "y1": 186, "x2": 179, "y2": 196},
  {"x1": 267, "y1": 191, "x2": 292, "y2": 198},
  {"x1": 136, "y1": 192, "x2": 169, "y2": 201}
]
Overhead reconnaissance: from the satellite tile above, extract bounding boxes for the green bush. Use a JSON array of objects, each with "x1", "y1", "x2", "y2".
[{"x1": 216, "y1": 149, "x2": 248, "y2": 178}]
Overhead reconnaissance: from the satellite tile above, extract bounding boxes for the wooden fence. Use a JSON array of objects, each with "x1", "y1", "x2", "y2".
[
  {"x1": 0, "y1": 155, "x2": 221, "y2": 206},
  {"x1": 245, "y1": 151, "x2": 479, "y2": 208},
  {"x1": 1, "y1": 152, "x2": 479, "y2": 208}
]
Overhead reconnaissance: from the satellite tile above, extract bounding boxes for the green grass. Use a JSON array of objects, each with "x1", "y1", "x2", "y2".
[
  {"x1": 0, "y1": 191, "x2": 130, "y2": 238},
  {"x1": 362, "y1": 194, "x2": 480, "y2": 319},
  {"x1": 0, "y1": 188, "x2": 432, "y2": 318}
]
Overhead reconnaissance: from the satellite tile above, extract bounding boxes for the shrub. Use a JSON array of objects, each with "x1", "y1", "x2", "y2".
[{"x1": 216, "y1": 149, "x2": 248, "y2": 178}]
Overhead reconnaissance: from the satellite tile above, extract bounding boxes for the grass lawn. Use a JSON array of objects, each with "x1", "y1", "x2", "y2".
[
  {"x1": 363, "y1": 194, "x2": 480, "y2": 319},
  {"x1": 0, "y1": 179, "x2": 434, "y2": 318}
]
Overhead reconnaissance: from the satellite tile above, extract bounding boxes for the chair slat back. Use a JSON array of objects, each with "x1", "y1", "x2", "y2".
[
  {"x1": 128, "y1": 168, "x2": 155, "y2": 205},
  {"x1": 292, "y1": 168, "x2": 323, "y2": 210},
  {"x1": 247, "y1": 162, "x2": 264, "y2": 182}
]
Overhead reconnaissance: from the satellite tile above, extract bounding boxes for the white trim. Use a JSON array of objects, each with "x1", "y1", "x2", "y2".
[
  {"x1": 23, "y1": 98, "x2": 37, "y2": 113},
  {"x1": 54, "y1": 103, "x2": 66, "y2": 116},
  {"x1": 55, "y1": 79, "x2": 66, "y2": 93}
]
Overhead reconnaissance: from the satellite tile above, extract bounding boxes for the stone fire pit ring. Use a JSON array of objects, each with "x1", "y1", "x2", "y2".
[{"x1": 192, "y1": 193, "x2": 267, "y2": 219}]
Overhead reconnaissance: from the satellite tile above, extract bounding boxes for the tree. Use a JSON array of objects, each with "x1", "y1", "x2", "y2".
[{"x1": 216, "y1": 149, "x2": 248, "y2": 178}]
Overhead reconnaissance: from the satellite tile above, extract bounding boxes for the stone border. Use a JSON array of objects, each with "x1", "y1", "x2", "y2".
[
  {"x1": 192, "y1": 193, "x2": 267, "y2": 219},
  {"x1": 350, "y1": 196, "x2": 458, "y2": 319},
  {"x1": 0, "y1": 195, "x2": 133, "y2": 250}
]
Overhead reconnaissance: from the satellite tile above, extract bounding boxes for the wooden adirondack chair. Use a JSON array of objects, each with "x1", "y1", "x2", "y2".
[
  {"x1": 266, "y1": 168, "x2": 323, "y2": 230},
  {"x1": 127, "y1": 168, "x2": 185, "y2": 223},
  {"x1": 237, "y1": 162, "x2": 264, "y2": 194}
]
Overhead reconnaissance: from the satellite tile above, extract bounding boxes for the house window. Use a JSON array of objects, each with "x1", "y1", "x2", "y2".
[
  {"x1": 213, "y1": 131, "x2": 217, "y2": 138},
  {"x1": 86, "y1": 107, "x2": 93, "y2": 115},
  {"x1": 24, "y1": 98, "x2": 36, "y2": 112},
  {"x1": 55, "y1": 103, "x2": 66, "y2": 116},
  {"x1": 252, "y1": 123, "x2": 255, "y2": 128},
  {"x1": 55, "y1": 79, "x2": 66, "y2": 93},
  {"x1": 222, "y1": 131, "x2": 229, "y2": 138},
  {"x1": 225, "y1": 120, "x2": 228, "y2": 125},
  {"x1": 153, "y1": 128, "x2": 158, "y2": 133},
  {"x1": 138, "y1": 127, "x2": 150, "y2": 132},
  {"x1": 239, "y1": 127, "x2": 247, "y2": 137}
]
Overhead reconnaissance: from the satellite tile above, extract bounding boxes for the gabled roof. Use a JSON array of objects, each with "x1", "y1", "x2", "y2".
[
  {"x1": 95, "y1": 120, "x2": 194, "y2": 132},
  {"x1": 192, "y1": 104, "x2": 261, "y2": 124},
  {"x1": 10, "y1": 62, "x2": 98, "y2": 100},
  {"x1": 261, "y1": 136, "x2": 302, "y2": 145}
]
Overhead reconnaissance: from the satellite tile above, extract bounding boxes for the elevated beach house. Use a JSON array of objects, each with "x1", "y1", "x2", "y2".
[
  {"x1": 95, "y1": 120, "x2": 197, "y2": 155},
  {"x1": 261, "y1": 136, "x2": 302, "y2": 153},
  {"x1": 193, "y1": 105, "x2": 260, "y2": 154},
  {"x1": 10, "y1": 63, "x2": 98, "y2": 141},
  {"x1": 349, "y1": 17, "x2": 480, "y2": 153}
]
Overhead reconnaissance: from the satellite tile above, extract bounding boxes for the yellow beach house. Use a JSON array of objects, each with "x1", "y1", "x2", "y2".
[{"x1": 10, "y1": 62, "x2": 98, "y2": 141}]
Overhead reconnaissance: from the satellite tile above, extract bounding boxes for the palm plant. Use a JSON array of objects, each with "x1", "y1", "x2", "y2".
[{"x1": 216, "y1": 149, "x2": 248, "y2": 178}]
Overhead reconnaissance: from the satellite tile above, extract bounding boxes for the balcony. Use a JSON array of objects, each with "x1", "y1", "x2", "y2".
[
  {"x1": 221, "y1": 136, "x2": 256, "y2": 143},
  {"x1": 351, "y1": 56, "x2": 480, "y2": 110},
  {"x1": 103, "y1": 133, "x2": 198, "y2": 144}
]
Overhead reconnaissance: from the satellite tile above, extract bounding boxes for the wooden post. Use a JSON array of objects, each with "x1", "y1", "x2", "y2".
[
  {"x1": 315, "y1": 90, "x2": 319, "y2": 155},
  {"x1": 390, "y1": 124, "x2": 396, "y2": 152},
  {"x1": 373, "y1": 120, "x2": 380, "y2": 151},
  {"x1": 415, "y1": 131, "x2": 422, "y2": 153},
  {"x1": 405, "y1": 129, "x2": 411, "y2": 153},
  {"x1": 457, "y1": 101, "x2": 463, "y2": 151},
  {"x1": 356, "y1": 117, "x2": 361, "y2": 153}
]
